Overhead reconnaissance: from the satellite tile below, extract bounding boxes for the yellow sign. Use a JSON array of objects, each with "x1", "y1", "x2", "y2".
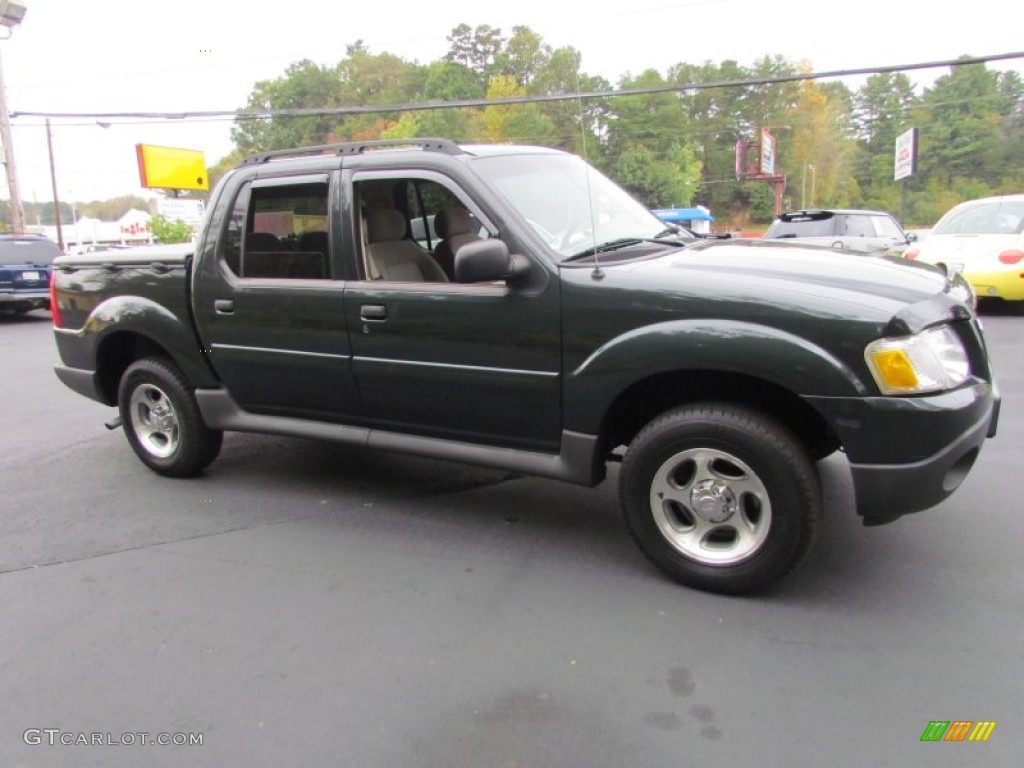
[{"x1": 135, "y1": 144, "x2": 209, "y2": 191}]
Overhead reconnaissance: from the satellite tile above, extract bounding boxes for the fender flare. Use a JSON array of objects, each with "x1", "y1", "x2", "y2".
[
  {"x1": 82, "y1": 294, "x2": 217, "y2": 390},
  {"x1": 565, "y1": 318, "x2": 869, "y2": 434}
]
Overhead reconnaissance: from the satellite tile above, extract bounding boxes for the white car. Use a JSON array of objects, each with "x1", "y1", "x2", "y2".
[{"x1": 905, "y1": 194, "x2": 1024, "y2": 304}]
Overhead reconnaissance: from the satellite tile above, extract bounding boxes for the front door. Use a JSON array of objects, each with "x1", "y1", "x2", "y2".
[{"x1": 343, "y1": 171, "x2": 562, "y2": 452}]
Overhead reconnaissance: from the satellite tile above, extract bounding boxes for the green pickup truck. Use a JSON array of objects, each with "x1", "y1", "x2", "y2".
[{"x1": 51, "y1": 139, "x2": 999, "y2": 594}]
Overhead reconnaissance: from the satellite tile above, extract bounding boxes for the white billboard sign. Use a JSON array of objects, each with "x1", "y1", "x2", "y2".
[
  {"x1": 894, "y1": 128, "x2": 918, "y2": 181},
  {"x1": 157, "y1": 198, "x2": 206, "y2": 229}
]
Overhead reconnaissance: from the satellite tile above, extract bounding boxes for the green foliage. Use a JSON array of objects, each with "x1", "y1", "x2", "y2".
[
  {"x1": 207, "y1": 150, "x2": 245, "y2": 192},
  {"x1": 76, "y1": 196, "x2": 150, "y2": 221},
  {"x1": 746, "y1": 183, "x2": 776, "y2": 223},
  {"x1": 231, "y1": 59, "x2": 345, "y2": 154},
  {"x1": 149, "y1": 214, "x2": 194, "y2": 244},
  {"x1": 222, "y1": 28, "x2": 1022, "y2": 229}
]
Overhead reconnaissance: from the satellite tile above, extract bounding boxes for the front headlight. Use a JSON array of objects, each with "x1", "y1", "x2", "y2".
[{"x1": 865, "y1": 326, "x2": 970, "y2": 395}]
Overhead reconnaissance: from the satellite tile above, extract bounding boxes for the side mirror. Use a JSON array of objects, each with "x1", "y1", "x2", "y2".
[
  {"x1": 906, "y1": 232, "x2": 918, "y2": 243},
  {"x1": 454, "y1": 239, "x2": 529, "y2": 283}
]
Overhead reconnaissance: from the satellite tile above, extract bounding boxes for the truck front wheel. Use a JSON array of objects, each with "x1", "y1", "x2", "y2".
[
  {"x1": 619, "y1": 402, "x2": 821, "y2": 594},
  {"x1": 118, "y1": 357, "x2": 223, "y2": 477}
]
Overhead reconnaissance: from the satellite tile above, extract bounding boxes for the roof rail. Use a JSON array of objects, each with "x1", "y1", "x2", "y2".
[{"x1": 240, "y1": 138, "x2": 463, "y2": 165}]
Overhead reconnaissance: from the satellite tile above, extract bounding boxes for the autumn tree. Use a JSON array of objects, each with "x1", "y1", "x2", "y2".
[
  {"x1": 474, "y1": 75, "x2": 554, "y2": 143},
  {"x1": 231, "y1": 59, "x2": 345, "y2": 154}
]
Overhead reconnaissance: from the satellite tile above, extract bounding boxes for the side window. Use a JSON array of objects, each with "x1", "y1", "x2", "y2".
[
  {"x1": 872, "y1": 215, "x2": 904, "y2": 239},
  {"x1": 355, "y1": 176, "x2": 491, "y2": 283},
  {"x1": 840, "y1": 215, "x2": 876, "y2": 238},
  {"x1": 221, "y1": 180, "x2": 330, "y2": 280}
]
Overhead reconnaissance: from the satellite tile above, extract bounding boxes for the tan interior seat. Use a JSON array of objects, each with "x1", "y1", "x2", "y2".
[
  {"x1": 433, "y1": 207, "x2": 481, "y2": 281},
  {"x1": 365, "y1": 209, "x2": 448, "y2": 282}
]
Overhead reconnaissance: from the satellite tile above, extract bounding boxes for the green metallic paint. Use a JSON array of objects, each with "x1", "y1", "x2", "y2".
[
  {"x1": 50, "y1": 142, "x2": 999, "y2": 530},
  {"x1": 57, "y1": 289, "x2": 217, "y2": 400}
]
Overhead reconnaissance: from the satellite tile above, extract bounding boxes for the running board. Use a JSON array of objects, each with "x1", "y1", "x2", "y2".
[{"x1": 194, "y1": 389, "x2": 605, "y2": 487}]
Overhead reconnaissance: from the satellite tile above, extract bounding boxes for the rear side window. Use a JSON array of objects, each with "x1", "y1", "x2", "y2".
[
  {"x1": 0, "y1": 237, "x2": 61, "y2": 266},
  {"x1": 765, "y1": 213, "x2": 835, "y2": 238},
  {"x1": 220, "y1": 180, "x2": 330, "y2": 279},
  {"x1": 838, "y1": 215, "x2": 876, "y2": 238}
]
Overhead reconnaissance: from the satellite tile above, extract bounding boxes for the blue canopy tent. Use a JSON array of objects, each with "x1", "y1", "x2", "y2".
[
  {"x1": 651, "y1": 206, "x2": 715, "y2": 234},
  {"x1": 652, "y1": 207, "x2": 714, "y2": 222}
]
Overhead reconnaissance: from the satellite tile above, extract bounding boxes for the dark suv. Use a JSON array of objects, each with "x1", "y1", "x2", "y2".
[
  {"x1": 764, "y1": 209, "x2": 916, "y2": 255},
  {"x1": 0, "y1": 234, "x2": 60, "y2": 315}
]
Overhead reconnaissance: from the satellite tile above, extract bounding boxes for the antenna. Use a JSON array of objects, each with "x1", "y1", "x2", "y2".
[{"x1": 574, "y1": 63, "x2": 603, "y2": 280}]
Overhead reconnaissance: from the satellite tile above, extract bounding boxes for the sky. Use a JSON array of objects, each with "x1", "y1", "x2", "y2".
[{"x1": 3, "y1": 0, "x2": 1023, "y2": 209}]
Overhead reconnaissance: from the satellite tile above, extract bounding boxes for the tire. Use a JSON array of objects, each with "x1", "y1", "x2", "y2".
[
  {"x1": 117, "y1": 357, "x2": 223, "y2": 477},
  {"x1": 619, "y1": 402, "x2": 821, "y2": 595}
]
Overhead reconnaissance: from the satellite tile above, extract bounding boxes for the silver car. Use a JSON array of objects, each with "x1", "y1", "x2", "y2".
[{"x1": 764, "y1": 209, "x2": 917, "y2": 256}]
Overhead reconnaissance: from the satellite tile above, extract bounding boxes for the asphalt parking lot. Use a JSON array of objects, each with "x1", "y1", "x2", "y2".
[{"x1": 2, "y1": 306, "x2": 1021, "y2": 767}]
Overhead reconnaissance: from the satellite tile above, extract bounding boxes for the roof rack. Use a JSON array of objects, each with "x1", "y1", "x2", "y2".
[{"x1": 240, "y1": 138, "x2": 463, "y2": 165}]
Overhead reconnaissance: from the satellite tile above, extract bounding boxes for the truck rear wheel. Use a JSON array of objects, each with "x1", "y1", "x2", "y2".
[
  {"x1": 619, "y1": 402, "x2": 820, "y2": 594},
  {"x1": 118, "y1": 357, "x2": 223, "y2": 477}
]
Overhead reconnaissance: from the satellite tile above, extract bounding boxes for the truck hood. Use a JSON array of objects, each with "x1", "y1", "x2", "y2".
[{"x1": 604, "y1": 239, "x2": 966, "y2": 326}]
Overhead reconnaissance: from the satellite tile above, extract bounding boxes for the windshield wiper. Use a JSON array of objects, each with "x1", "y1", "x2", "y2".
[
  {"x1": 564, "y1": 238, "x2": 644, "y2": 262},
  {"x1": 565, "y1": 236, "x2": 689, "y2": 262}
]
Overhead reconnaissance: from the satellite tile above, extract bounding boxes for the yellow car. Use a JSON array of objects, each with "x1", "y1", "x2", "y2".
[{"x1": 905, "y1": 194, "x2": 1024, "y2": 302}]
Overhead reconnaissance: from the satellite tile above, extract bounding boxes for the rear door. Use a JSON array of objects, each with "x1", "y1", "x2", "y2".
[{"x1": 193, "y1": 171, "x2": 365, "y2": 424}]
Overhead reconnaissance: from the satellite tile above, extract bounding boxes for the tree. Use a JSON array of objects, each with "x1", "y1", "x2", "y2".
[
  {"x1": 335, "y1": 46, "x2": 424, "y2": 140},
  {"x1": 614, "y1": 142, "x2": 702, "y2": 208},
  {"x1": 149, "y1": 214, "x2": 194, "y2": 244},
  {"x1": 494, "y1": 26, "x2": 550, "y2": 87},
  {"x1": 444, "y1": 23, "x2": 503, "y2": 86},
  {"x1": 789, "y1": 79, "x2": 856, "y2": 208},
  {"x1": 532, "y1": 47, "x2": 609, "y2": 155},
  {"x1": 475, "y1": 75, "x2": 555, "y2": 143},
  {"x1": 232, "y1": 59, "x2": 345, "y2": 154},
  {"x1": 207, "y1": 150, "x2": 245, "y2": 192},
  {"x1": 76, "y1": 196, "x2": 150, "y2": 221},
  {"x1": 853, "y1": 73, "x2": 916, "y2": 150}
]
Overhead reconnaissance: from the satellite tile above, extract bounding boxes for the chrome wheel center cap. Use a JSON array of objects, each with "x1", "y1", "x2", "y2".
[
  {"x1": 690, "y1": 480, "x2": 737, "y2": 523},
  {"x1": 152, "y1": 404, "x2": 174, "y2": 431}
]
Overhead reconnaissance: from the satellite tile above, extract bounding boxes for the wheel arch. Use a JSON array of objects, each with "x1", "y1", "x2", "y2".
[
  {"x1": 95, "y1": 332, "x2": 178, "y2": 405},
  {"x1": 78, "y1": 294, "x2": 218, "y2": 405},
  {"x1": 599, "y1": 370, "x2": 842, "y2": 461}
]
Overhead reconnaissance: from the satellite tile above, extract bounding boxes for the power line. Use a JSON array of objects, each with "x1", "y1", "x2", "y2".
[{"x1": 11, "y1": 51, "x2": 1023, "y2": 123}]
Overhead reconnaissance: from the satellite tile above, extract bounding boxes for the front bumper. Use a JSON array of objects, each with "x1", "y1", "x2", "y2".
[{"x1": 806, "y1": 380, "x2": 999, "y2": 524}]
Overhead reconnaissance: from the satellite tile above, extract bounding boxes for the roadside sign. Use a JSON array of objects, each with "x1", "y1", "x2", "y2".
[{"x1": 894, "y1": 128, "x2": 918, "y2": 181}]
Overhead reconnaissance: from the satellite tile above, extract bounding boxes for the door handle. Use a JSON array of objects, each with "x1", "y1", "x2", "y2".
[
  {"x1": 214, "y1": 299, "x2": 235, "y2": 315},
  {"x1": 360, "y1": 304, "x2": 387, "y2": 321}
]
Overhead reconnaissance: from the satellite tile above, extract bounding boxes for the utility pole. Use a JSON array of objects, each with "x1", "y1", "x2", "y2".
[
  {"x1": 0, "y1": 2, "x2": 27, "y2": 234},
  {"x1": 46, "y1": 118, "x2": 64, "y2": 251},
  {"x1": 0, "y1": 46, "x2": 23, "y2": 232}
]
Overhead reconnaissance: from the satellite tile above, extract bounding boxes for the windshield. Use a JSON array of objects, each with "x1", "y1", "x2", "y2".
[
  {"x1": 0, "y1": 237, "x2": 61, "y2": 266},
  {"x1": 471, "y1": 153, "x2": 673, "y2": 260},
  {"x1": 933, "y1": 200, "x2": 1024, "y2": 235}
]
